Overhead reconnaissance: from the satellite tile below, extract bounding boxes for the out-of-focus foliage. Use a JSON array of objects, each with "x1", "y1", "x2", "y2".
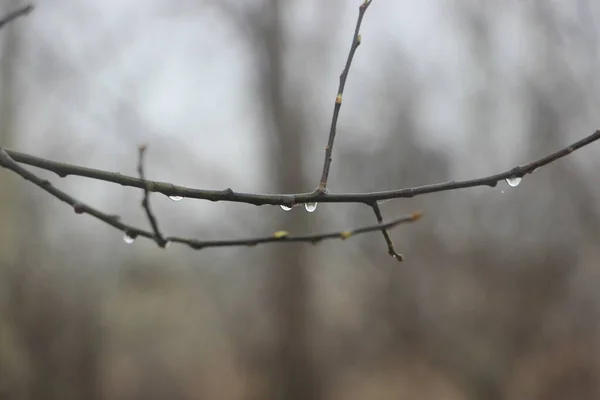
[{"x1": 1, "y1": 0, "x2": 599, "y2": 399}]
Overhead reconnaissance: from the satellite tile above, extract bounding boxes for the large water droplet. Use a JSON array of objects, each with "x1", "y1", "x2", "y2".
[
  {"x1": 505, "y1": 176, "x2": 522, "y2": 187},
  {"x1": 123, "y1": 234, "x2": 135, "y2": 244},
  {"x1": 304, "y1": 202, "x2": 318, "y2": 212},
  {"x1": 169, "y1": 195, "x2": 183, "y2": 202},
  {"x1": 280, "y1": 204, "x2": 293, "y2": 211}
]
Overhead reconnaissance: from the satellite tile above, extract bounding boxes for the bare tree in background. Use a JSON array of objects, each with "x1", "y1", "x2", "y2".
[
  {"x1": 0, "y1": 0, "x2": 23, "y2": 268},
  {"x1": 1, "y1": 1, "x2": 600, "y2": 399},
  {"x1": 0, "y1": 2, "x2": 29, "y2": 398},
  {"x1": 223, "y1": 1, "x2": 321, "y2": 398}
]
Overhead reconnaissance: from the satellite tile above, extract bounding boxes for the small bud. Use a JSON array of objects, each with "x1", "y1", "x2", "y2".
[
  {"x1": 340, "y1": 231, "x2": 352, "y2": 240},
  {"x1": 410, "y1": 211, "x2": 423, "y2": 221},
  {"x1": 273, "y1": 230, "x2": 289, "y2": 239}
]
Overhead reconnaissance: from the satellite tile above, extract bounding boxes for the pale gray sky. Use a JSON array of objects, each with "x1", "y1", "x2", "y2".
[{"x1": 5, "y1": 0, "x2": 599, "y2": 250}]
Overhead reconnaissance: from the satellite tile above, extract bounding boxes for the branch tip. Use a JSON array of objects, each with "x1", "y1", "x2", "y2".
[
  {"x1": 411, "y1": 211, "x2": 423, "y2": 221},
  {"x1": 393, "y1": 253, "x2": 404, "y2": 262}
]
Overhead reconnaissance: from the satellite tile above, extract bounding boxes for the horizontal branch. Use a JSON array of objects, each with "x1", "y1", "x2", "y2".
[
  {"x1": 137, "y1": 145, "x2": 167, "y2": 247},
  {"x1": 0, "y1": 147, "x2": 421, "y2": 250},
  {"x1": 4, "y1": 129, "x2": 599, "y2": 206}
]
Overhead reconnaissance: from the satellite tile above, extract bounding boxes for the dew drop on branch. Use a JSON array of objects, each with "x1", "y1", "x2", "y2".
[
  {"x1": 169, "y1": 195, "x2": 184, "y2": 202},
  {"x1": 280, "y1": 205, "x2": 293, "y2": 211},
  {"x1": 123, "y1": 234, "x2": 135, "y2": 244},
  {"x1": 304, "y1": 202, "x2": 318, "y2": 212},
  {"x1": 505, "y1": 176, "x2": 522, "y2": 187}
]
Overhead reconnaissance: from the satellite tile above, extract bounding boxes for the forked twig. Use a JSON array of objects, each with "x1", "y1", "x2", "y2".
[{"x1": 0, "y1": 147, "x2": 420, "y2": 250}]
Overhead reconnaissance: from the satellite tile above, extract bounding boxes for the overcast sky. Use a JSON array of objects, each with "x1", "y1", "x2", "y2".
[{"x1": 4, "y1": 0, "x2": 599, "y2": 249}]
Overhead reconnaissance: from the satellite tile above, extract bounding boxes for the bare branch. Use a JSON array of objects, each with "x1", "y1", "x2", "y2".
[
  {"x1": 137, "y1": 145, "x2": 167, "y2": 247},
  {"x1": 1, "y1": 0, "x2": 598, "y2": 258},
  {"x1": 371, "y1": 202, "x2": 405, "y2": 262},
  {"x1": 4, "y1": 129, "x2": 599, "y2": 206},
  {"x1": 0, "y1": 147, "x2": 420, "y2": 250},
  {"x1": 317, "y1": 0, "x2": 372, "y2": 193},
  {"x1": 0, "y1": 4, "x2": 34, "y2": 30}
]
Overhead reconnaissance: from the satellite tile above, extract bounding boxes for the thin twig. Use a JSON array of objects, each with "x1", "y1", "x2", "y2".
[
  {"x1": 371, "y1": 202, "x2": 405, "y2": 261},
  {"x1": 0, "y1": 4, "x2": 34, "y2": 30},
  {"x1": 0, "y1": 147, "x2": 420, "y2": 250},
  {"x1": 4, "y1": 130, "x2": 599, "y2": 205},
  {"x1": 317, "y1": 0, "x2": 372, "y2": 193},
  {"x1": 166, "y1": 211, "x2": 421, "y2": 250},
  {"x1": 137, "y1": 145, "x2": 167, "y2": 247}
]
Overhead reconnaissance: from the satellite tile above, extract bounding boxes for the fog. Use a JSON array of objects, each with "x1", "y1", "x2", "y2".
[{"x1": 1, "y1": 1, "x2": 600, "y2": 399}]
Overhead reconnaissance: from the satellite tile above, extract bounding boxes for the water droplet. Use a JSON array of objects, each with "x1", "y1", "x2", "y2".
[
  {"x1": 505, "y1": 176, "x2": 522, "y2": 187},
  {"x1": 164, "y1": 240, "x2": 172, "y2": 248},
  {"x1": 501, "y1": 189, "x2": 505, "y2": 194},
  {"x1": 304, "y1": 202, "x2": 318, "y2": 212},
  {"x1": 169, "y1": 195, "x2": 183, "y2": 202},
  {"x1": 280, "y1": 204, "x2": 293, "y2": 211},
  {"x1": 123, "y1": 234, "x2": 135, "y2": 244},
  {"x1": 393, "y1": 253, "x2": 404, "y2": 262}
]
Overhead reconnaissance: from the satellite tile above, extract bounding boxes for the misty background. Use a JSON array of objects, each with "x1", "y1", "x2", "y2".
[{"x1": 1, "y1": 0, "x2": 600, "y2": 399}]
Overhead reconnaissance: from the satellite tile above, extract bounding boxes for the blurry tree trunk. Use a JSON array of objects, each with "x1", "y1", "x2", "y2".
[
  {"x1": 526, "y1": 2, "x2": 600, "y2": 241},
  {"x1": 0, "y1": 0, "x2": 24, "y2": 267},
  {"x1": 0, "y1": 6, "x2": 103, "y2": 399},
  {"x1": 252, "y1": 1, "x2": 321, "y2": 399},
  {"x1": 0, "y1": 2, "x2": 29, "y2": 398}
]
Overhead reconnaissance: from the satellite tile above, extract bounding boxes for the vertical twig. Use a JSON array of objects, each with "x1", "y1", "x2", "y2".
[
  {"x1": 317, "y1": 0, "x2": 372, "y2": 192},
  {"x1": 371, "y1": 202, "x2": 404, "y2": 261},
  {"x1": 137, "y1": 145, "x2": 168, "y2": 247}
]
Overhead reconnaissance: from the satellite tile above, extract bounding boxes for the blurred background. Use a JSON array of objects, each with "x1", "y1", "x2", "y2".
[{"x1": 1, "y1": 0, "x2": 600, "y2": 399}]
